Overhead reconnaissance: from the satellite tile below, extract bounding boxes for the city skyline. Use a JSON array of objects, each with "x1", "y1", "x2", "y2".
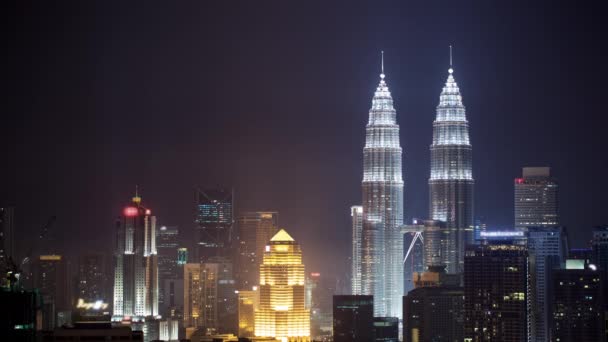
[{"x1": 5, "y1": 1, "x2": 608, "y2": 284}]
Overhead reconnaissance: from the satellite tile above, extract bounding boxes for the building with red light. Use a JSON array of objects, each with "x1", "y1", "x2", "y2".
[
  {"x1": 514, "y1": 167, "x2": 559, "y2": 229},
  {"x1": 112, "y1": 191, "x2": 159, "y2": 321}
]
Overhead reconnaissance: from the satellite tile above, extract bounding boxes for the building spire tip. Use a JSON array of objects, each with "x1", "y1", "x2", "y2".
[{"x1": 448, "y1": 45, "x2": 454, "y2": 74}]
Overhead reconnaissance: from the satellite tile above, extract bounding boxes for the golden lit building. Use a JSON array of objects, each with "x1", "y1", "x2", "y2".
[
  {"x1": 255, "y1": 229, "x2": 310, "y2": 342},
  {"x1": 238, "y1": 287, "x2": 259, "y2": 337},
  {"x1": 184, "y1": 263, "x2": 203, "y2": 328}
]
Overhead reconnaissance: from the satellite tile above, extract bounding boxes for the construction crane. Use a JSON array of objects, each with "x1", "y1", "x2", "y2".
[{"x1": 4, "y1": 216, "x2": 56, "y2": 291}]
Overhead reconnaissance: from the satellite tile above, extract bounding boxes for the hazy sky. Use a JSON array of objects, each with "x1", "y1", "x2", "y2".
[{"x1": 5, "y1": 1, "x2": 608, "y2": 281}]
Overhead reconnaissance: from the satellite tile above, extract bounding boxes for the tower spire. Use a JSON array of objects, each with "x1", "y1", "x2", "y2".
[
  {"x1": 449, "y1": 45, "x2": 454, "y2": 74},
  {"x1": 381, "y1": 50, "x2": 384, "y2": 75},
  {"x1": 133, "y1": 185, "x2": 141, "y2": 203}
]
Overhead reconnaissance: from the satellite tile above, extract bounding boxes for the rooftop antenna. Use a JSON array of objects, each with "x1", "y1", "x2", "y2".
[
  {"x1": 381, "y1": 50, "x2": 384, "y2": 74},
  {"x1": 449, "y1": 45, "x2": 454, "y2": 74},
  {"x1": 133, "y1": 185, "x2": 142, "y2": 203}
]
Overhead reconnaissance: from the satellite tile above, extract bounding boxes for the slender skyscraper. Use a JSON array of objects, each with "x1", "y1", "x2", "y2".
[
  {"x1": 350, "y1": 205, "x2": 363, "y2": 295},
  {"x1": 112, "y1": 191, "x2": 159, "y2": 321},
  {"x1": 361, "y1": 53, "x2": 404, "y2": 317},
  {"x1": 429, "y1": 51, "x2": 474, "y2": 274},
  {"x1": 195, "y1": 188, "x2": 234, "y2": 263}
]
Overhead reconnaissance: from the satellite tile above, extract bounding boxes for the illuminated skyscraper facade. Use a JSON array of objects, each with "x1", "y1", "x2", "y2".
[
  {"x1": 514, "y1": 167, "x2": 559, "y2": 229},
  {"x1": 361, "y1": 62, "x2": 404, "y2": 317},
  {"x1": 255, "y1": 229, "x2": 310, "y2": 341},
  {"x1": 429, "y1": 66, "x2": 474, "y2": 274},
  {"x1": 350, "y1": 205, "x2": 363, "y2": 295},
  {"x1": 112, "y1": 193, "x2": 159, "y2": 321},
  {"x1": 195, "y1": 188, "x2": 234, "y2": 263}
]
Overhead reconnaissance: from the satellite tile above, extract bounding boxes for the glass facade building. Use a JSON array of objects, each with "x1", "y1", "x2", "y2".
[
  {"x1": 236, "y1": 211, "x2": 279, "y2": 290},
  {"x1": 195, "y1": 188, "x2": 234, "y2": 263},
  {"x1": 361, "y1": 66, "x2": 404, "y2": 318},
  {"x1": 332, "y1": 295, "x2": 374, "y2": 342},
  {"x1": 429, "y1": 67, "x2": 474, "y2": 274}
]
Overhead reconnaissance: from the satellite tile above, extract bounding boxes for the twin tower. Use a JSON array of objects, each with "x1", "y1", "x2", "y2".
[{"x1": 352, "y1": 53, "x2": 474, "y2": 318}]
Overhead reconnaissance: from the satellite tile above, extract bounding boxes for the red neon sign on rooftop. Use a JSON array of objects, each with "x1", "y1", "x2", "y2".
[{"x1": 124, "y1": 207, "x2": 138, "y2": 217}]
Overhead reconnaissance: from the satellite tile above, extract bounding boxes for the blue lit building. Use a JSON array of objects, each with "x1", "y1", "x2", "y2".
[{"x1": 195, "y1": 188, "x2": 234, "y2": 263}]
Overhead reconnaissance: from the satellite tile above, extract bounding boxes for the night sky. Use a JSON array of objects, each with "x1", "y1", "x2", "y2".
[{"x1": 5, "y1": 1, "x2": 608, "y2": 282}]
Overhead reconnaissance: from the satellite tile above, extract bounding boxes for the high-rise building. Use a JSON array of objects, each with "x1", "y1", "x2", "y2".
[
  {"x1": 402, "y1": 222, "x2": 425, "y2": 295},
  {"x1": 361, "y1": 57, "x2": 404, "y2": 317},
  {"x1": 195, "y1": 188, "x2": 234, "y2": 263},
  {"x1": 332, "y1": 295, "x2": 374, "y2": 342},
  {"x1": 236, "y1": 212, "x2": 279, "y2": 290},
  {"x1": 255, "y1": 229, "x2": 310, "y2": 341},
  {"x1": 464, "y1": 243, "x2": 529, "y2": 342},
  {"x1": 525, "y1": 226, "x2": 568, "y2": 342},
  {"x1": 514, "y1": 167, "x2": 559, "y2": 229},
  {"x1": 373, "y1": 317, "x2": 399, "y2": 342},
  {"x1": 76, "y1": 254, "x2": 109, "y2": 305},
  {"x1": 308, "y1": 272, "x2": 334, "y2": 339},
  {"x1": 592, "y1": 225, "x2": 608, "y2": 279},
  {"x1": 550, "y1": 259, "x2": 605, "y2": 342},
  {"x1": 238, "y1": 288, "x2": 259, "y2": 338},
  {"x1": 403, "y1": 286, "x2": 464, "y2": 342},
  {"x1": 350, "y1": 206, "x2": 363, "y2": 295},
  {"x1": 429, "y1": 63, "x2": 474, "y2": 274},
  {"x1": 156, "y1": 225, "x2": 180, "y2": 316},
  {"x1": 112, "y1": 192, "x2": 159, "y2": 321},
  {"x1": 182, "y1": 259, "x2": 237, "y2": 335},
  {"x1": 0, "y1": 206, "x2": 15, "y2": 281},
  {"x1": 34, "y1": 254, "x2": 69, "y2": 329}
]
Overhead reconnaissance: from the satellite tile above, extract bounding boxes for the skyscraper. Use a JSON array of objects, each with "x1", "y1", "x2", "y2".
[
  {"x1": 255, "y1": 229, "x2": 310, "y2": 341},
  {"x1": 332, "y1": 295, "x2": 374, "y2": 342},
  {"x1": 238, "y1": 288, "x2": 259, "y2": 338},
  {"x1": 550, "y1": 259, "x2": 605, "y2": 342},
  {"x1": 182, "y1": 259, "x2": 237, "y2": 335},
  {"x1": 429, "y1": 60, "x2": 474, "y2": 274},
  {"x1": 526, "y1": 226, "x2": 568, "y2": 342},
  {"x1": 350, "y1": 205, "x2": 363, "y2": 295},
  {"x1": 361, "y1": 55, "x2": 404, "y2": 317},
  {"x1": 34, "y1": 254, "x2": 69, "y2": 329},
  {"x1": 236, "y1": 211, "x2": 279, "y2": 290},
  {"x1": 464, "y1": 243, "x2": 529, "y2": 342},
  {"x1": 156, "y1": 225, "x2": 180, "y2": 316},
  {"x1": 195, "y1": 188, "x2": 234, "y2": 263},
  {"x1": 112, "y1": 192, "x2": 159, "y2": 321},
  {"x1": 0, "y1": 206, "x2": 15, "y2": 285},
  {"x1": 514, "y1": 167, "x2": 559, "y2": 229},
  {"x1": 76, "y1": 254, "x2": 109, "y2": 304}
]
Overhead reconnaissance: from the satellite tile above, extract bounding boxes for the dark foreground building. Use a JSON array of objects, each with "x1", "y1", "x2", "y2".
[
  {"x1": 373, "y1": 317, "x2": 399, "y2": 342},
  {"x1": 550, "y1": 259, "x2": 605, "y2": 342},
  {"x1": 332, "y1": 295, "x2": 373, "y2": 342},
  {"x1": 403, "y1": 286, "x2": 464, "y2": 341},
  {"x1": 464, "y1": 244, "x2": 529, "y2": 341}
]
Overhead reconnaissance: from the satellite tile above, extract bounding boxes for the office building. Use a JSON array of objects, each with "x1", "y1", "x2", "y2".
[
  {"x1": 429, "y1": 63, "x2": 474, "y2": 274},
  {"x1": 0, "y1": 206, "x2": 15, "y2": 282},
  {"x1": 156, "y1": 225, "x2": 180, "y2": 317},
  {"x1": 592, "y1": 225, "x2": 608, "y2": 278},
  {"x1": 350, "y1": 205, "x2": 363, "y2": 295},
  {"x1": 403, "y1": 286, "x2": 464, "y2": 342},
  {"x1": 236, "y1": 211, "x2": 279, "y2": 289},
  {"x1": 34, "y1": 254, "x2": 69, "y2": 329},
  {"x1": 195, "y1": 188, "x2": 234, "y2": 263},
  {"x1": 183, "y1": 259, "x2": 237, "y2": 335},
  {"x1": 308, "y1": 272, "x2": 334, "y2": 339},
  {"x1": 514, "y1": 167, "x2": 559, "y2": 229},
  {"x1": 238, "y1": 288, "x2": 259, "y2": 338},
  {"x1": 361, "y1": 57, "x2": 404, "y2": 317},
  {"x1": 112, "y1": 192, "x2": 159, "y2": 321},
  {"x1": 464, "y1": 243, "x2": 529, "y2": 341},
  {"x1": 550, "y1": 259, "x2": 605, "y2": 342},
  {"x1": 332, "y1": 295, "x2": 373, "y2": 342},
  {"x1": 525, "y1": 226, "x2": 568, "y2": 342},
  {"x1": 255, "y1": 229, "x2": 310, "y2": 341},
  {"x1": 76, "y1": 254, "x2": 109, "y2": 305},
  {"x1": 373, "y1": 317, "x2": 399, "y2": 342}
]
